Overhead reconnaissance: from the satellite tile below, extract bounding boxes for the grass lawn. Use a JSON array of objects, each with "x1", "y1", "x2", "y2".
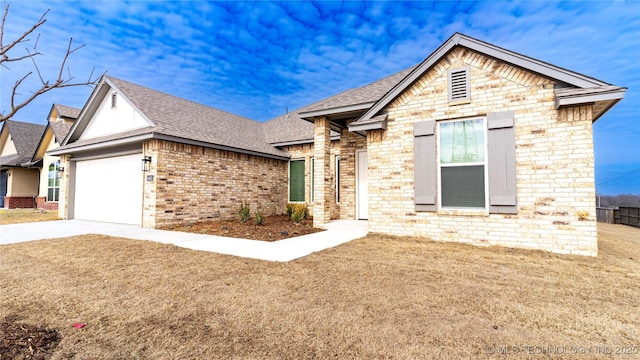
[
  {"x1": 0, "y1": 208, "x2": 60, "y2": 225},
  {"x1": 1, "y1": 223, "x2": 638, "y2": 359}
]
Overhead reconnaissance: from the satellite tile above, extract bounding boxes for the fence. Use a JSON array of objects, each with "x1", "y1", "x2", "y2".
[{"x1": 596, "y1": 207, "x2": 640, "y2": 227}]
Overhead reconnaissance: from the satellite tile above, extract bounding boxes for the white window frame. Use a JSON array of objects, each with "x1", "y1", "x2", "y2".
[
  {"x1": 47, "y1": 160, "x2": 61, "y2": 202},
  {"x1": 437, "y1": 117, "x2": 489, "y2": 211},
  {"x1": 310, "y1": 157, "x2": 315, "y2": 203},
  {"x1": 288, "y1": 159, "x2": 306, "y2": 203},
  {"x1": 335, "y1": 155, "x2": 340, "y2": 204}
]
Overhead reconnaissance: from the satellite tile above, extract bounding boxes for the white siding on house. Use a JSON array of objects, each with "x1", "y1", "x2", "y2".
[
  {"x1": 79, "y1": 91, "x2": 150, "y2": 140},
  {"x1": 0, "y1": 132, "x2": 16, "y2": 156}
]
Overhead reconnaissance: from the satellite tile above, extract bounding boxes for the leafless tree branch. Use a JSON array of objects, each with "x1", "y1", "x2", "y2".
[{"x1": 0, "y1": 2, "x2": 102, "y2": 122}]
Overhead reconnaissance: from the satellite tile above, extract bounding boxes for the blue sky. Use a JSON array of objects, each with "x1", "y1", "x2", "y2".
[{"x1": 2, "y1": 1, "x2": 638, "y2": 195}]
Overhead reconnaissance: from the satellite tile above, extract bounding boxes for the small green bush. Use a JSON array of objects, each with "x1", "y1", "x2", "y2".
[
  {"x1": 254, "y1": 210, "x2": 265, "y2": 226},
  {"x1": 286, "y1": 203, "x2": 295, "y2": 218},
  {"x1": 238, "y1": 201, "x2": 251, "y2": 223},
  {"x1": 291, "y1": 203, "x2": 308, "y2": 224}
]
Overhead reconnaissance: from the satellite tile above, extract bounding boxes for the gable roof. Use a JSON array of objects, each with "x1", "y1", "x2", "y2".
[
  {"x1": 55, "y1": 76, "x2": 289, "y2": 160},
  {"x1": 23, "y1": 121, "x2": 75, "y2": 167},
  {"x1": 349, "y1": 33, "x2": 626, "y2": 130},
  {"x1": 49, "y1": 121, "x2": 74, "y2": 143},
  {"x1": 0, "y1": 120, "x2": 47, "y2": 167},
  {"x1": 51, "y1": 103, "x2": 81, "y2": 120}
]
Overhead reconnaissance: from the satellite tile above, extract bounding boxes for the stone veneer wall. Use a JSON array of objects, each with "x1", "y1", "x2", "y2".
[
  {"x1": 284, "y1": 141, "x2": 343, "y2": 219},
  {"x1": 367, "y1": 47, "x2": 598, "y2": 256},
  {"x1": 57, "y1": 155, "x2": 70, "y2": 220},
  {"x1": 143, "y1": 140, "x2": 288, "y2": 228},
  {"x1": 338, "y1": 126, "x2": 367, "y2": 220}
]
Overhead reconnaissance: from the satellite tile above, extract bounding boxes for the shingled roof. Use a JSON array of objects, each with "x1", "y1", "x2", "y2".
[
  {"x1": 52, "y1": 104, "x2": 81, "y2": 120},
  {"x1": 263, "y1": 66, "x2": 415, "y2": 145},
  {"x1": 0, "y1": 120, "x2": 47, "y2": 167},
  {"x1": 57, "y1": 76, "x2": 289, "y2": 159},
  {"x1": 49, "y1": 122, "x2": 73, "y2": 143}
]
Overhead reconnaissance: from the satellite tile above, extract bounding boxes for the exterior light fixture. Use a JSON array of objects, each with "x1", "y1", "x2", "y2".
[
  {"x1": 58, "y1": 166, "x2": 65, "y2": 172},
  {"x1": 141, "y1": 156, "x2": 152, "y2": 172}
]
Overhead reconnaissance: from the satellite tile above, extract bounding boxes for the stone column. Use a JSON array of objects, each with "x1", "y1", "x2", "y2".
[
  {"x1": 58, "y1": 155, "x2": 71, "y2": 220},
  {"x1": 313, "y1": 116, "x2": 331, "y2": 227}
]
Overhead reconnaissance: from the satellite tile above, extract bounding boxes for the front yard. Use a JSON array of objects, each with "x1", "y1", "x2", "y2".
[
  {"x1": 0, "y1": 208, "x2": 59, "y2": 225},
  {"x1": 1, "y1": 223, "x2": 638, "y2": 359}
]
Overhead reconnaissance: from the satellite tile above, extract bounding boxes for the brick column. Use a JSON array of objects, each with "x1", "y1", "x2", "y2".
[{"x1": 313, "y1": 116, "x2": 331, "y2": 227}]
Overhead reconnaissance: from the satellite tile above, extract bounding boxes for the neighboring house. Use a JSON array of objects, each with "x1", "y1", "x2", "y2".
[
  {"x1": 0, "y1": 121, "x2": 47, "y2": 208},
  {"x1": 50, "y1": 33, "x2": 625, "y2": 256},
  {"x1": 26, "y1": 104, "x2": 79, "y2": 210}
]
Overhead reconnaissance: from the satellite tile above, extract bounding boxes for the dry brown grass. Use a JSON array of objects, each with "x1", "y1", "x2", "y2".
[
  {"x1": 0, "y1": 208, "x2": 60, "y2": 225},
  {"x1": 1, "y1": 223, "x2": 638, "y2": 359}
]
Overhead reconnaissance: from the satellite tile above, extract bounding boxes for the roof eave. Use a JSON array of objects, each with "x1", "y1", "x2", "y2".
[
  {"x1": 48, "y1": 133, "x2": 154, "y2": 156},
  {"x1": 152, "y1": 134, "x2": 290, "y2": 161},
  {"x1": 50, "y1": 132, "x2": 290, "y2": 161},
  {"x1": 271, "y1": 134, "x2": 341, "y2": 147},
  {"x1": 299, "y1": 102, "x2": 375, "y2": 120},
  {"x1": 555, "y1": 87, "x2": 626, "y2": 122},
  {"x1": 348, "y1": 119, "x2": 388, "y2": 132},
  {"x1": 555, "y1": 87, "x2": 626, "y2": 109}
]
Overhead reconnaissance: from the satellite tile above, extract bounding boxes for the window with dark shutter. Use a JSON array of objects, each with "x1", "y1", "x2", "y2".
[
  {"x1": 448, "y1": 67, "x2": 470, "y2": 102},
  {"x1": 438, "y1": 118, "x2": 487, "y2": 209},
  {"x1": 414, "y1": 112, "x2": 517, "y2": 214}
]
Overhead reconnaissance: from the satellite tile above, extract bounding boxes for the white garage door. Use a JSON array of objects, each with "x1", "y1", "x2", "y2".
[{"x1": 74, "y1": 153, "x2": 143, "y2": 225}]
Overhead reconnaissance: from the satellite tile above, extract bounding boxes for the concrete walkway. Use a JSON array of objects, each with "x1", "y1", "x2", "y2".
[{"x1": 0, "y1": 219, "x2": 368, "y2": 262}]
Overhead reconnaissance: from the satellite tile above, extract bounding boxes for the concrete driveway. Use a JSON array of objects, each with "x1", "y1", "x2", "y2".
[{"x1": 0, "y1": 219, "x2": 368, "y2": 262}]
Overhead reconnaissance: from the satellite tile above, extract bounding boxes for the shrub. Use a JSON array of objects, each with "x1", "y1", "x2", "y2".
[
  {"x1": 291, "y1": 203, "x2": 308, "y2": 224},
  {"x1": 238, "y1": 201, "x2": 251, "y2": 223},
  {"x1": 286, "y1": 203, "x2": 295, "y2": 218},
  {"x1": 254, "y1": 210, "x2": 265, "y2": 226}
]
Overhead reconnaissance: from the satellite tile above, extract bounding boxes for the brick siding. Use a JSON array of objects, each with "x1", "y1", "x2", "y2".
[
  {"x1": 4, "y1": 196, "x2": 36, "y2": 209},
  {"x1": 142, "y1": 140, "x2": 289, "y2": 228},
  {"x1": 36, "y1": 197, "x2": 59, "y2": 211},
  {"x1": 366, "y1": 47, "x2": 598, "y2": 256}
]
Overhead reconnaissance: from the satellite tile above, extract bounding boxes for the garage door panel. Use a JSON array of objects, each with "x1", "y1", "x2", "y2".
[{"x1": 74, "y1": 154, "x2": 143, "y2": 225}]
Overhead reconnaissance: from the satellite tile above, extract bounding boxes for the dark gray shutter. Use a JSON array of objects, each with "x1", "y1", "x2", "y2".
[
  {"x1": 487, "y1": 111, "x2": 517, "y2": 214},
  {"x1": 414, "y1": 121, "x2": 436, "y2": 211}
]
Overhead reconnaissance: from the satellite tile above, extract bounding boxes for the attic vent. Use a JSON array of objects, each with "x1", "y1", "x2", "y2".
[
  {"x1": 448, "y1": 67, "x2": 470, "y2": 102},
  {"x1": 111, "y1": 92, "x2": 117, "y2": 108}
]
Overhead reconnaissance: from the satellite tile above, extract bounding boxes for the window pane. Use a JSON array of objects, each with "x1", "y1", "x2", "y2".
[
  {"x1": 48, "y1": 165, "x2": 55, "y2": 186},
  {"x1": 47, "y1": 188, "x2": 54, "y2": 202},
  {"x1": 440, "y1": 119, "x2": 484, "y2": 164},
  {"x1": 289, "y1": 160, "x2": 305, "y2": 202},
  {"x1": 54, "y1": 188, "x2": 59, "y2": 202},
  {"x1": 441, "y1": 165, "x2": 485, "y2": 208}
]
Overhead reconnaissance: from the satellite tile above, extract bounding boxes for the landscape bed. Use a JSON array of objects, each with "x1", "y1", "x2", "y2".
[
  {"x1": 0, "y1": 223, "x2": 638, "y2": 359},
  {"x1": 158, "y1": 214, "x2": 323, "y2": 241}
]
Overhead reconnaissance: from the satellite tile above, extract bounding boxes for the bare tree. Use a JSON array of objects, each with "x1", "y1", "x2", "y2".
[{"x1": 0, "y1": 2, "x2": 102, "y2": 122}]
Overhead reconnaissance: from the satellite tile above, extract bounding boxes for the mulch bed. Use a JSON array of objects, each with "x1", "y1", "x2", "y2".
[
  {"x1": 0, "y1": 319, "x2": 60, "y2": 360},
  {"x1": 159, "y1": 214, "x2": 324, "y2": 241}
]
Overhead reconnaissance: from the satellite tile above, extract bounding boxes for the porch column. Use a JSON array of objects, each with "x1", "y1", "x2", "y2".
[{"x1": 313, "y1": 116, "x2": 331, "y2": 227}]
